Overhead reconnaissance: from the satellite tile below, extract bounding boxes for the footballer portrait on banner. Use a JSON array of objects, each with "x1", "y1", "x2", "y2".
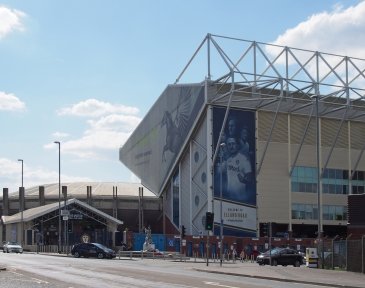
[{"x1": 213, "y1": 107, "x2": 256, "y2": 206}]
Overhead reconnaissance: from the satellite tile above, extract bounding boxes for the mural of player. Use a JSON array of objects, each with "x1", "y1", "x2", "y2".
[
  {"x1": 213, "y1": 107, "x2": 256, "y2": 205},
  {"x1": 224, "y1": 137, "x2": 253, "y2": 198}
]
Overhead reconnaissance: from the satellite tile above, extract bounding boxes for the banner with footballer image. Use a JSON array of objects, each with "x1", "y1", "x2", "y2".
[{"x1": 213, "y1": 107, "x2": 257, "y2": 236}]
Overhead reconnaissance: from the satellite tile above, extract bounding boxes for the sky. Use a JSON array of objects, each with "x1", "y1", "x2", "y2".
[{"x1": 0, "y1": 0, "x2": 364, "y2": 193}]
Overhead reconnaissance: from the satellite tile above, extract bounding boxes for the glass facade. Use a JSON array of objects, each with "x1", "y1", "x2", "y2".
[
  {"x1": 290, "y1": 166, "x2": 359, "y2": 221},
  {"x1": 291, "y1": 166, "x2": 365, "y2": 195},
  {"x1": 292, "y1": 203, "x2": 347, "y2": 221}
]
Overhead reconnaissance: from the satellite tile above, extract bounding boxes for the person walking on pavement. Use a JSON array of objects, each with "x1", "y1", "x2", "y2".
[
  {"x1": 240, "y1": 249, "x2": 245, "y2": 262},
  {"x1": 232, "y1": 248, "x2": 237, "y2": 263}
]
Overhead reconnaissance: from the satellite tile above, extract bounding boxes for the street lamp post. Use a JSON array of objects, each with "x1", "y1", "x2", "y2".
[
  {"x1": 219, "y1": 142, "x2": 225, "y2": 267},
  {"x1": 54, "y1": 141, "x2": 61, "y2": 253},
  {"x1": 18, "y1": 159, "x2": 24, "y2": 246},
  {"x1": 313, "y1": 95, "x2": 323, "y2": 267}
]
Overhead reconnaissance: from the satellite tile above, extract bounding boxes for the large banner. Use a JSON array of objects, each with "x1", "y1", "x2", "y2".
[
  {"x1": 213, "y1": 107, "x2": 257, "y2": 236},
  {"x1": 119, "y1": 84, "x2": 205, "y2": 195}
]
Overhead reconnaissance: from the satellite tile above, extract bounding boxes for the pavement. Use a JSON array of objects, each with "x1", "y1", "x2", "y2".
[
  {"x1": 4, "y1": 252, "x2": 365, "y2": 288},
  {"x1": 190, "y1": 259, "x2": 365, "y2": 288},
  {"x1": 118, "y1": 254, "x2": 365, "y2": 288}
]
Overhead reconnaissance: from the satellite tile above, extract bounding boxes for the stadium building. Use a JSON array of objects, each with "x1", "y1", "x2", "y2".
[
  {"x1": 120, "y1": 34, "x2": 365, "y2": 241},
  {"x1": 0, "y1": 182, "x2": 161, "y2": 251}
]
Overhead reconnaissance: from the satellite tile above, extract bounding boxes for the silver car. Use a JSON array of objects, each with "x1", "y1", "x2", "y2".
[{"x1": 3, "y1": 241, "x2": 23, "y2": 253}]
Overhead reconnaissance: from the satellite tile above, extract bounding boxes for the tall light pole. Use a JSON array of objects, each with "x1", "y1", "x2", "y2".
[
  {"x1": 18, "y1": 159, "x2": 24, "y2": 246},
  {"x1": 54, "y1": 141, "x2": 61, "y2": 253},
  {"x1": 219, "y1": 142, "x2": 225, "y2": 267}
]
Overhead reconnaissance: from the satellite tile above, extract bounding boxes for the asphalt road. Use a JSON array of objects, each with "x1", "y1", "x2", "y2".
[{"x1": 0, "y1": 253, "x2": 362, "y2": 288}]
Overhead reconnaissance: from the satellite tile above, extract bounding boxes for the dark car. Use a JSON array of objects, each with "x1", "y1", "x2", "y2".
[
  {"x1": 256, "y1": 248, "x2": 304, "y2": 267},
  {"x1": 71, "y1": 243, "x2": 116, "y2": 259}
]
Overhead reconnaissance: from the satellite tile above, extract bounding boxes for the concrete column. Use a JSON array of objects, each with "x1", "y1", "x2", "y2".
[
  {"x1": 39, "y1": 186, "x2": 45, "y2": 206},
  {"x1": 2, "y1": 188, "x2": 9, "y2": 216}
]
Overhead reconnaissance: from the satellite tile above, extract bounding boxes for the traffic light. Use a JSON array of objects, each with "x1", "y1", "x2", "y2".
[
  {"x1": 262, "y1": 222, "x2": 268, "y2": 237},
  {"x1": 181, "y1": 225, "x2": 186, "y2": 238},
  {"x1": 205, "y1": 212, "x2": 214, "y2": 231}
]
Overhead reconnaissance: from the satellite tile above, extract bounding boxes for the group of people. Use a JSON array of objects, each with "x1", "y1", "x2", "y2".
[
  {"x1": 226, "y1": 248, "x2": 258, "y2": 262},
  {"x1": 238, "y1": 249, "x2": 256, "y2": 262}
]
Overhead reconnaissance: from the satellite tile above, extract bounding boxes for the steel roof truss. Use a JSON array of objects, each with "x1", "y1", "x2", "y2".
[
  {"x1": 351, "y1": 142, "x2": 365, "y2": 181},
  {"x1": 321, "y1": 107, "x2": 349, "y2": 178},
  {"x1": 256, "y1": 86, "x2": 284, "y2": 176},
  {"x1": 287, "y1": 49, "x2": 316, "y2": 83},
  {"x1": 255, "y1": 43, "x2": 283, "y2": 81},
  {"x1": 290, "y1": 104, "x2": 315, "y2": 176},
  {"x1": 318, "y1": 54, "x2": 346, "y2": 86},
  {"x1": 347, "y1": 58, "x2": 365, "y2": 86}
]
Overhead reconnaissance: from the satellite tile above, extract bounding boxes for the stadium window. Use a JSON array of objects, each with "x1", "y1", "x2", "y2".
[
  {"x1": 353, "y1": 171, "x2": 358, "y2": 180},
  {"x1": 292, "y1": 167, "x2": 298, "y2": 178},
  {"x1": 291, "y1": 182, "x2": 299, "y2": 192},
  {"x1": 335, "y1": 169, "x2": 342, "y2": 179},
  {"x1": 299, "y1": 182, "x2": 306, "y2": 192},
  {"x1": 322, "y1": 183, "x2": 329, "y2": 194},
  {"x1": 358, "y1": 185, "x2": 364, "y2": 194},
  {"x1": 358, "y1": 171, "x2": 364, "y2": 181},
  {"x1": 323, "y1": 168, "x2": 329, "y2": 179},
  {"x1": 305, "y1": 205, "x2": 313, "y2": 219},
  {"x1": 328, "y1": 184, "x2": 335, "y2": 194},
  {"x1": 322, "y1": 205, "x2": 329, "y2": 220},
  {"x1": 335, "y1": 184, "x2": 342, "y2": 194},
  {"x1": 313, "y1": 206, "x2": 318, "y2": 220},
  {"x1": 329, "y1": 169, "x2": 336, "y2": 179}
]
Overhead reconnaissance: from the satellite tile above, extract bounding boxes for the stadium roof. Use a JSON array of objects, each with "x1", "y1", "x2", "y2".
[
  {"x1": 177, "y1": 34, "x2": 365, "y2": 123},
  {"x1": 4, "y1": 182, "x2": 156, "y2": 199}
]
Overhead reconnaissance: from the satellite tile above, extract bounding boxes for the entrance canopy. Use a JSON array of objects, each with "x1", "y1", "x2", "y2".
[{"x1": 1, "y1": 198, "x2": 123, "y2": 226}]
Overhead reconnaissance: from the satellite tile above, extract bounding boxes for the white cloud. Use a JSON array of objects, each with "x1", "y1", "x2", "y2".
[
  {"x1": 57, "y1": 99, "x2": 139, "y2": 118},
  {"x1": 0, "y1": 91, "x2": 26, "y2": 111},
  {"x1": 60, "y1": 129, "x2": 133, "y2": 157},
  {"x1": 270, "y1": 2, "x2": 365, "y2": 58},
  {"x1": 49, "y1": 99, "x2": 142, "y2": 160},
  {"x1": 262, "y1": 2, "x2": 365, "y2": 95},
  {"x1": 0, "y1": 6, "x2": 26, "y2": 39},
  {"x1": 87, "y1": 114, "x2": 141, "y2": 132},
  {"x1": 52, "y1": 131, "x2": 70, "y2": 139},
  {"x1": 0, "y1": 158, "x2": 92, "y2": 192}
]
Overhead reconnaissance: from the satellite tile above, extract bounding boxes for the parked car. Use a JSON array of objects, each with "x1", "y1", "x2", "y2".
[
  {"x1": 322, "y1": 252, "x2": 346, "y2": 269},
  {"x1": 3, "y1": 241, "x2": 23, "y2": 254},
  {"x1": 71, "y1": 243, "x2": 116, "y2": 259},
  {"x1": 256, "y1": 248, "x2": 304, "y2": 267}
]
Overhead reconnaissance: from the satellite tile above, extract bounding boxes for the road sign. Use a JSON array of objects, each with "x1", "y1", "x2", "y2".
[{"x1": 61, "y1": 210, "x2": 69, "y2": 216}]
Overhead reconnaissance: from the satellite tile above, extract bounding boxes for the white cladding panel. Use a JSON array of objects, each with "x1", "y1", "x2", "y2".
[
  {"x1": 190, "y1": 116, "x2": 208, "y2": 235},
  {"x1": 257, "y1": 142, "x2": 290, "y2": 223},
  {"x1": 180, "y1": 149, "x2": 191, "y2": 233}
]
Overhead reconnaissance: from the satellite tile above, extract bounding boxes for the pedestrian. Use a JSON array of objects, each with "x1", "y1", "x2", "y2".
[
  {"x1": 240, "y1": 250, "x2": 245, "y2": 262},
  {"x1": 232, "y1": 248, "x2": 237, "y2": 263}
]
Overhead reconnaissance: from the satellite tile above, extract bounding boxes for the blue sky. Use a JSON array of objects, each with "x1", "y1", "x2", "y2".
[{"x1": 0, "y1": 0, "x2": 364, "y2": 192}]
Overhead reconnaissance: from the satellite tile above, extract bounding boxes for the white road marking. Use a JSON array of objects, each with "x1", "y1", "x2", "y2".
[
  {"x1": 9, "y1": 270, "x2": 49, "y2": 284},
  {"x1": 31, "y1": 277, "x2": 49, "y2": 284},
  {"x1": 204, "y1": 281, "x2": 239, "y2": 288}
]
